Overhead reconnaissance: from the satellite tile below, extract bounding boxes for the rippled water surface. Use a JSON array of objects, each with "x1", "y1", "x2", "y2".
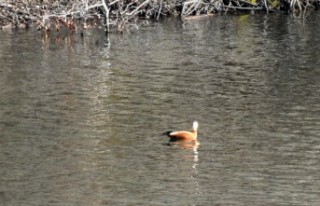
[{"x1": 1, "y1": 13, "x2": 320, "y2": 205}]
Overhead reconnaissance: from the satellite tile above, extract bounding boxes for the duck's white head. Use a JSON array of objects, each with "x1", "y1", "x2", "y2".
[{"x1": 192, "y1": 121, "x2": 199, "y2": 131}]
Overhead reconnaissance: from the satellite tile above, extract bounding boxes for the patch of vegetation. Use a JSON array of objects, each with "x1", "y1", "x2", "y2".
[{"x1": 0, "y1": 0, "x2": 319, "y2": 32}]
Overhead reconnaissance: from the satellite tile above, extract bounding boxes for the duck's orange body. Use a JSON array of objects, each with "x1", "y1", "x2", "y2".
[{"x1": 163, "y1": 121, "x2": 198, "y2": 142}]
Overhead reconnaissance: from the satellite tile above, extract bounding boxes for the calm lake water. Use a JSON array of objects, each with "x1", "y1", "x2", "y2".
[{"x1": 1, "y1": 13, "x2": 320, "y2": 206}]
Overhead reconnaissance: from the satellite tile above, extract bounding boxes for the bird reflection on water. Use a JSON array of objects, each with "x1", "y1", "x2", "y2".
[
  {"x1": 166, "y1": 138, "x2": 201, "y2": 198},
  {"x1": 167, "y1": 139, "x2": 200, "y2": 151}
]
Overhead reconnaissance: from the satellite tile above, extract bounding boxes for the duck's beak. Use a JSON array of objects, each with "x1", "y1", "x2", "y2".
[{"x1": 162, "y1": 131, "x2": 172, "y2": 136}]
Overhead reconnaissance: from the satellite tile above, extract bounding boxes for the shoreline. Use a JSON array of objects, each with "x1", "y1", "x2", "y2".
[{"x1": 0, "y1": 0, "x2": 318, "y2": 33}]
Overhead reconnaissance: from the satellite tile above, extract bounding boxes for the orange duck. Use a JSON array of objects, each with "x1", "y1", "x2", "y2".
[{"x1": 163, "y1": 121, "x2": 198, "y2": 142}]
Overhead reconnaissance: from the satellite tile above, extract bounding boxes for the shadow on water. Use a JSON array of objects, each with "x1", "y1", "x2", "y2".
[{"x1": 1, "y1": 13, "x2": 320, "y2": 205}]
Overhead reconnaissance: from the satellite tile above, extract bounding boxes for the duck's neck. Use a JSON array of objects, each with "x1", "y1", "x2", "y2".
[{"x1": 191, "y1": 130, "x2": 197, "y2": 138}]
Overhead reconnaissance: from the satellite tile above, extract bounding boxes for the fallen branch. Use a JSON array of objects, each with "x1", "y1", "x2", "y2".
[
  {"x1": 223, "y1": 5, "x2": 264, "y2": 10},
  {"x1": 127, "y1": 0, "x2": 151, "y2": 16},
  {"x1": 101, "y1": 0, "x2": 110, "y2": 32},
  {"x1": 182, "y1": 0, "x2": 202, "y2": 17}
]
